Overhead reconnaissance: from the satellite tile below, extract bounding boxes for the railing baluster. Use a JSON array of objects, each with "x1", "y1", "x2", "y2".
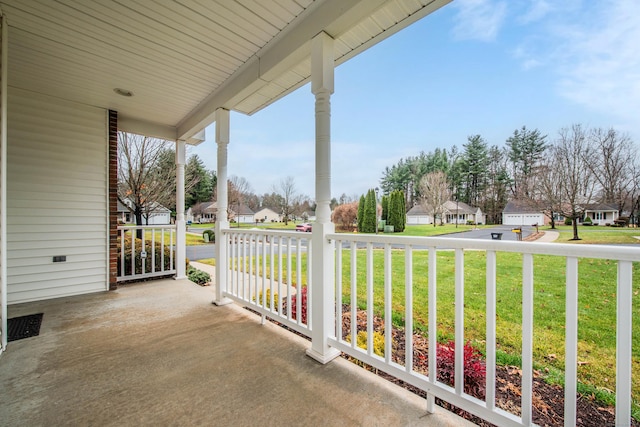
[
  {"x1": 486, "y1": 250, "x2": 497, "y2": 411},
  {"x1": 405, "y1": 245, "x2": 413, "y2": 373},
  {"x1": 350, "y1": 242, "x2": 357, "y2": 350},
  {"x1": 564, "y1": 256, "x2": 578, "y2": 427},
  {"x1": 286, "y1": 237, "x2": 292, "y2": 320},
  {"x1": 296, "y1": 237, "x2": 302, "y2": 325},
  {"x1": 161, "y1": 228, "x2": 165, "y2": 273},
  {"x1": 151, "y1": 229, "x2": 156, "y2": 273},
  {"x1": 427, "y1": 246, "x2": 437, "y2": 413},
  {"x1": 454, "y1": 248, "x2": 464, "y2": 394},
  {"x1": 336, "y1": 239, "x2": 343, "y2": 338},
  {"x1": 120, "y1": 228, "x2": 125, "y2": 278},
  {"x1": 616, "y1": 260, "x2": 633, "y2": 427},
  {"x1": 269, "y1": 235, "x2": 275, "y2": 312},
  {"x1": 366, "y1": 242, "x2": 373, "y2": 357},
  {"x1": 307, "y1": 242, "x2": 312, "y2": 330},
  {"x1": 384, "y1": 243, "x2": 391, "y2": 364},
  {"x1": 131, "y1": 229, "x2": 136, "y2": 276},
  {"x1": 169, "y1": 228, "x2": 174, "y2": 271},
  {"x1": 522, "y1": 253, "x2": 534, "y2": 425}
]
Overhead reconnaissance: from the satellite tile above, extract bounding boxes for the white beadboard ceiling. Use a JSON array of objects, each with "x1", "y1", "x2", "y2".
[{"x1": 0, "y1": 0, "x2": 450, "y2": 143}]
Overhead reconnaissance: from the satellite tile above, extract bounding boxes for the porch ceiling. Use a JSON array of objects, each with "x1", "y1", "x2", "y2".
[{"x1": 0, "y1": 0, "x2": 450, "y2": 143}]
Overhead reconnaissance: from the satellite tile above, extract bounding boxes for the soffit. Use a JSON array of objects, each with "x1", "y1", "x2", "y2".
[{"x1": 0, "y1": 0, "x2": 449, "y2": 143}]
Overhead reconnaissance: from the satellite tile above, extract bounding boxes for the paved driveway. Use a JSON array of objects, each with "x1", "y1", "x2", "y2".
[{"x1": 436, "y1": 225, "x2": 535, "y2": 241}]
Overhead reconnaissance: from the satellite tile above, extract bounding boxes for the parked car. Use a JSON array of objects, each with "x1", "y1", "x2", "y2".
[{"x1": 295, "y1": 223, "x2": 312, "y2": 232}]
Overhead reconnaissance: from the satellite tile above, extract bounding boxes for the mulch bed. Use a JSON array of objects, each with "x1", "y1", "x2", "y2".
[
  {"x1": 339, "y1": 307, "x2": 636, "y2": 427},
  {"x1": 254, "y1": 304, "x2": 635, "y2": 426}
]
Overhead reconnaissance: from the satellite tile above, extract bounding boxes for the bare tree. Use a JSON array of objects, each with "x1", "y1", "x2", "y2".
[
  {"x1": 224, "y1": 175, "x2": 253, "y2": 226},
  {"x1": 586, "y1": 127, "x2": 637, "y2": 213},
  {"x1": 552, "y1": 124, "x2": 598, "y2": 240},
  {"x1": 535, "y1": 161, "x2": 564, "y2": 229},
  {"x1": 419, "y1": 171, "x2": 451, "y2": 227},
  {"x1": 273, "y1": 176, "x2": 298, "y2": 225},
  {"x1": 118, "y1": 132, "x2": 174, "y2": 228}
]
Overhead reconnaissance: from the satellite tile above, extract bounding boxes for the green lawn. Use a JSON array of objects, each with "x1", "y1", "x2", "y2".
[
  {"x1": 400, "y1": 224, "x2": 491, "y2": 236},
  {"x1": 544, "y1": 225, "x2": 640, "y2": 244}
]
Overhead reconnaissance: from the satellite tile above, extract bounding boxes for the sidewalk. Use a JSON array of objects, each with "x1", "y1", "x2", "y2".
[{"x1": 531, "y1": 230, "x2": 560, "y2": 242}]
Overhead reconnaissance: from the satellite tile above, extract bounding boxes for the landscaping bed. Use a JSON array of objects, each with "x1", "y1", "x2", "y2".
[{"x1": 341, "y1": 308, "x2": 637, "y2": 427}]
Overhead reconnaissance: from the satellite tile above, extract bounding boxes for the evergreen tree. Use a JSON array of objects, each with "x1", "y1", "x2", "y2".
[
  {"x1": 357, "y1": 195, "x2": 365, "y2": 232},
  {"x1": 461, "y1": 135, "x2": 488, "y2": 207},
  {"x1": 387, "y1": 190, "x2": 406, "y2": 232},
  {"x1": 506, "y1": 126, "x2": 547, "y2": 199},
  {"x1": 362, "y1": 189, "x2": 377, "y2": 233},
  {"x1": 381, "y1": 195, "x2": 389, "y2": 221},
  {"x1": 185, "y1": 155, "x2": 213, "y2": 207}
]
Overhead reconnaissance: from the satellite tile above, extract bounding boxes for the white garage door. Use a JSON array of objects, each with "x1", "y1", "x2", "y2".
[{"x1": 503, "y1": 213, "x2": 545, "y2": 226}]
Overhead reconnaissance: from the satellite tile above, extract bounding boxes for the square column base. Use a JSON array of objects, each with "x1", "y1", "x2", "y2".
[
  {"x1": 306, "y1": 347, "x2": 341, "y2": 364},
  {"x1": 212, "y1": 297, "x2": 233, "y2": 306}
]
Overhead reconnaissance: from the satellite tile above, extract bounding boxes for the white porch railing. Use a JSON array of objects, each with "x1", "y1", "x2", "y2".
[
  {"x1": 117, "y1": 225, "x2": 176, "y2": 282},
  {"x1": 219, "y1": 228, "x2": 638, "y2": 426},
  {"x1": 223, "y1": 228, "x2": 312, "y2": 338}
]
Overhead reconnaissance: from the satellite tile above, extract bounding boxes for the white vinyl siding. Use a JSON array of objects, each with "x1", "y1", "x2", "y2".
[{"x1": 7, "y1": 88, "x2": 107, "y2": 303}]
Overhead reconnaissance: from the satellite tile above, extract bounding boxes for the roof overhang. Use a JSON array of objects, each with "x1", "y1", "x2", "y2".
[{"x1": 1, "y1": 0, "x2": 450, "y2": 143}]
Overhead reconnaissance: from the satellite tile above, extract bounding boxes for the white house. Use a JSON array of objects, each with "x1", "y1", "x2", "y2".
[
  {"x1": 583, "y1": 203, "x2": 619, "y2": 225},
  {"x1": 442, "y1": 201, "x2": 485, "y2": 225},
  {"x1": 254, "y1": 207, "x2": 281, "y2": 223}
]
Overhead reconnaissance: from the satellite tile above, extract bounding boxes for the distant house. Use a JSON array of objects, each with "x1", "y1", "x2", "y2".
[
  {"x1": 406, "y1": 204, "x2": 433, "y2": 225},
  {"x1": 406, "y1": 201, "x2": 485, "y2": 225},
  {"x1": 502, "y1": 200, "x2": 546, "y2": 226},
  {"x1": 118, "y1": 200, "x2": 171, "y2": 225},
  {"x1": 254, "y1": 207, "x2": 281, "y2": 223},
  {"x1": 583, "y1": 203, "x2": 618, "y2": 225},
  {"x1": 442, "y1": 201, "x2": 485, "y2": 225},
  {"x1": 189, "y1": 202, "x2": 217, "y2": 223},
  {"x1": 233, "y1": 204, "x2": 255, "y2": 223}
]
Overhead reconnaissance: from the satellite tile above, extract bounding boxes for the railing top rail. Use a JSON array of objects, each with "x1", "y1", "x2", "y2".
[
  {"x1": 118, "y1": 225, "x2": 177, "y2": 230},
  {"x1": 327, "y1": 233, "x2": 640, "y2": 262},
  {"x1": 223, "y1": 228, "x2": 301, "y2": 238}
]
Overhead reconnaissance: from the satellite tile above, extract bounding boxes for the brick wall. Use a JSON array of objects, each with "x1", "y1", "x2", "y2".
[{"x1": 108, "y1": 110, "x2": 118, "y2": 290}]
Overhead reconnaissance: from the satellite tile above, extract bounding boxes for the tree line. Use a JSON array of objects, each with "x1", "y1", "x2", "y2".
[{"x1": 379, "y1": 125, "x2": 640, "y2": 236}]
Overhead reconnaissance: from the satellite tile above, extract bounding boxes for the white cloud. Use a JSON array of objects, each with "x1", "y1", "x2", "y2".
[
  {"x1": 452, "y1": 0, "x2": 508, "y2": 42},
  {"x1": 518, "y1": 0, "x2": 553, "y2": 24},
  {"x1": 553, "y1": 0, "x2": 640, "y2": 122}
]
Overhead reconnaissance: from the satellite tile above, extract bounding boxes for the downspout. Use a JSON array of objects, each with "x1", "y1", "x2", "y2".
[{"x1": 1, "y1": 11, "x2": 8, "y2": 352}]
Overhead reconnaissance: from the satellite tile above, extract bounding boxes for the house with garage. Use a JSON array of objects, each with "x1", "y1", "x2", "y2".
[
  {"x1": 501, "y1": 200, "x2": 547, "y2": 226},
  {"x1": 231, "y1": 204, "x2": 255, "y2": 224},
  {"x1": 406, "y1": 204, "x2": 433, "y2": 225}
]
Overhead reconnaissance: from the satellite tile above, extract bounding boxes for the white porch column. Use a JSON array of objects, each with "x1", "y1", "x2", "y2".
[
  {"x1": 306, "y1": 32, "x2": 340, "y2": 364},
  {"x1": 214, "y1": 108, "x2": 232, "y2": 305},
  {"x1": 175, "y1": 140, "x2": 187, "y2": 279}
]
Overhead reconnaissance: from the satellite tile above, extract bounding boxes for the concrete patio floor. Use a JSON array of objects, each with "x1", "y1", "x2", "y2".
[{"x1": 0, "y1": 278, "x2": 472, "y2": 426}]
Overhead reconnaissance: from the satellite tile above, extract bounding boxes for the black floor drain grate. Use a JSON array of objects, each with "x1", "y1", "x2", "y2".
[{"x1": 7, "y1": 313, "x2": 44, "y2": 342}]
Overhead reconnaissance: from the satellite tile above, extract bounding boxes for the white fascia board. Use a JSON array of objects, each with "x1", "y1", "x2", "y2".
[{"x1": 119, "y1": 116, "x2": 177, "y2": 141}]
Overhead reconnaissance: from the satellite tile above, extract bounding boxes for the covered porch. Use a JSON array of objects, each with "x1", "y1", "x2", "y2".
[{"x1": 0, "y1": 277, "x2": 468, "y2": 426}]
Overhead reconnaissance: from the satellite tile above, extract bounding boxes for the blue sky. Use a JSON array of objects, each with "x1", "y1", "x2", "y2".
[{"x1": 190, "y1": 0, "x2": 640, "y2": 200}]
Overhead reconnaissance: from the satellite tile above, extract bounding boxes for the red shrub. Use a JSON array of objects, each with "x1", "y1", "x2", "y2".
[
  {"x1": 437, "y1": 341, "x2": 486, "y2": 399},
  {"x1": 282, "y1": 287, "x2": 308, "y2": 324}
]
